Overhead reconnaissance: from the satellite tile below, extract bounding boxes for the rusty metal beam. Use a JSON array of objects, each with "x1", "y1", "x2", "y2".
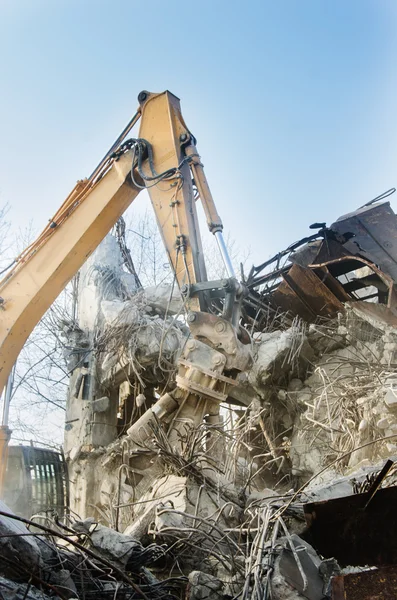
[
  {"x1": 332, "y1": 565, "x2": 397, "y2": 599},
  {"x1": 303, "y1": 485, "x2": 397, "y2": 567},
  {"x1": 271, "y1": 263, "x2": 345, "y2": 322}
]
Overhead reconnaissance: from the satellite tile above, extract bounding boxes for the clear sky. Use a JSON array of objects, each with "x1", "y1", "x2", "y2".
[{"x1": 1, "y1": 0, "x2": 397, "y2": 268}]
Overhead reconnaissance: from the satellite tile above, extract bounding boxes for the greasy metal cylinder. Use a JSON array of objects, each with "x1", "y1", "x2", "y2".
[
  {"x1": 127, "y1": 393, "x2": 178, "y2": 445},
  {"x1": 206, "y1": 413, "x2": 223, "y2": 425},
  {"x1": 0, "y1": 426, "x2": 12, "y2": 497},
  {"x1": 185, "y1": 144, "x2": 223, "y2": 233},
  {"x1": 1, "y1": 366, "x2": 15, "y2": 427},
  {"x1": 167, "y1": 395, "x2": 203, "y2": 450},
  {"x1": 214, "y1": 231, "x2": 236, "y2": 278}
]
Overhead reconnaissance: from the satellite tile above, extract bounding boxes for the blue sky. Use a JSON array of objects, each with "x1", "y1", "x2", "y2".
[{"x1": 1, "y1": 0, "x2": 397, "y2": 268}]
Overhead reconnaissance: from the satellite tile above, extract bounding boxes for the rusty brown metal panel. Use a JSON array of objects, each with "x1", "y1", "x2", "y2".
[
  {"x1": 284, "y1": 263, "x2": 344, "y2": 318},
  {"x1": 271, "y1": 278, "x2": 316, "y2": 322},
  {"x1": 331, "y1": 576, "x2": 345, "y2": 600},
  {"x1": 303, "y1": 485, "x2": 397, "y2": 566},
  {"x1": 263, "y1": 253, "x2": 396, "y2": 323},
  {"x1": 332, "y1": 566, "x2": 397, "y2": 599},
  {"x1": 313, "y1": 266, "x2": 352, "y2": 302},
  {"x1": 312, "y1": 255, "x2": 395, "y2": 308},
  {"x1": 332, "y1": 201, "x2": 397, "y2": 283}
]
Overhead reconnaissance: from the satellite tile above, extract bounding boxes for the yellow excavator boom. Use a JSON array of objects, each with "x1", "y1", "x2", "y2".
[
  {"x1": 0, "y1": 90, "x2": 247, "y2": 497},
  {"x1": 0, "y1": 90, "x2": 226, "y2": 396}
]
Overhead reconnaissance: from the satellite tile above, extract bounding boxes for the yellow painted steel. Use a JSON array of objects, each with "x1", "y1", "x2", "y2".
[
  {"x1": 139, "y1": 91, "x2": 208, "y2": 292},
  {"x1": 0, "y1": 151, "x2": 139, "y2": 396},
  {"x1": 0, "y1": 90, "x2": 224, "y2": 397},
  {"x1": 0, "y1": 90, "x2": 226, "y2": 492}
]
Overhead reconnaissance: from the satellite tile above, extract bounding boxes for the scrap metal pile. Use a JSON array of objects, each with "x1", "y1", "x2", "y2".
[
  {"x1": 243, "y1": 189, "x2": 397, "y2": 330},
  {"x1": 4, "y1": 193, "x2": 397, "y2": 599}
]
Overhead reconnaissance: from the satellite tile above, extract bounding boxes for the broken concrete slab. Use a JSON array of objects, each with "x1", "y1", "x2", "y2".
[
  {"x1": 0, "y1": 500, "x2": 43, "y2": 578},
  {"x1": 140, "y1": 283, "x2": 184, "y2": 315},
  {"x1": 0, "y1": 576, "x2": 52, "y2": 600},
  {"x1": 187, "y1": 571, "x2": 224, "y2": 600},
  {"x1": 92, "y1": 396, "x2": 110, "y2": 413},
  {"x1": 71, "y1": 517, "x2": 165, "y2": 569}
]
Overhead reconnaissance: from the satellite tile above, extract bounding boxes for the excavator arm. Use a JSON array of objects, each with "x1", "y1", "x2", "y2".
[
  {"x1": 0, "y1": 90, "x2": 250, "y2": 493},
  {"x1": 0, "y1": 90, "x2": 231, "y2": 395}
]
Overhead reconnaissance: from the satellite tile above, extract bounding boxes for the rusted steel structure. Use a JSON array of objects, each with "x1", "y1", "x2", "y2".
[{"x1": 245, "y1": 197, "x2": 397, "y2": 327}]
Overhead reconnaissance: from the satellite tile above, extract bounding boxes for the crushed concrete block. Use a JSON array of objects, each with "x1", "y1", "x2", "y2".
[
  {"x1": 77, "y1": 234, "x2": 138, "y2": 331},
  {"x1": 68, "y1": 445, "x2": 81, "y2": 461},
  {"x1": 101, "y1": 351, "x2": 119, "y2": 372},
  {"x1": 282, "y1": 412, "x2": 293, "y2": 428},
  {"x1": 385, "y1": 424, "x2": 397, "y2": 438},
  {"x1": 124, "y1": 475, "x2": 188, "y2": 540},
  {"x1": 249, "y1": 329, "x2": 312, "y2": 389},
  {"x1": 155, "y1": 501, "x2": 184, "y2": 530},
  {"x1": 71, "y1": 518, "x2": 164, "y2": 569},
  {"x1": 141, "y1": 283, "x2": 183, "y2": 315},
  {"x1": 277, "y1": 534, "x2": 337, "y2": 600},
  {"x1": 288, "y1": 378, "x2": 303, "y2": 392},
  {"x1": 47, "y1": 569, "x2": 78, "y2": 599},
  {"x1": 296, "y1": 389, "x2": 313, "y2": 406},
  {"x1": 356, "y1": 397, "x2": 367, "y2": 406},
  {"x1": 187, "y1": 571, "x2": 223, "y2": 600},
  {"x1": 246, "y1": 489, "x2": 278, "y2": 505},
  {"x1": 101, "y1": 299, "x2": 140, "y2": 326},
  {"x1": 92, "y1": 396, "x2": 110, "y2": 413},
  {"x1": 377, "y1": 417, "x2": 390, "y2": 430},
  {"x1": 271, "y1": 558, "x2": 309, "y2": 600},
  {"x1": 0, "y1": 500, "x2": 43, "y2": 576},
  {"x1": 385, "y1": 379, "x2": 397, "y2": 411},
  {"x1": 358, "y1": 419, "x2": 368, "y2": 432},
  {"x1": 136, "y1": 393, "x2": 145, "y2": 407},
  {"x1": 0, "y1": 576, "x2": 52, "y2": 600}
]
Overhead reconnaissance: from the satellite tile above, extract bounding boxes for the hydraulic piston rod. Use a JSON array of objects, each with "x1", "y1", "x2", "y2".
[
  {"x1": 215, "y1": 231, "x2": 236, "y2": 278},
  {"x1": 183, "y1": 144, "x2": 235, "y2": 279}
]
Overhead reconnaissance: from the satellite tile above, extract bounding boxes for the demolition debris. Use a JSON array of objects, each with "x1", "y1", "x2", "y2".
[{"x1": 4, "y1": 194, "x2": 397, "y2": 599}]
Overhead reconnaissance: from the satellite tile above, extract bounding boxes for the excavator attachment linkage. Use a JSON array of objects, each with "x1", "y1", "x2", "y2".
[{"x1": 0, "y1": 90, "x2": 252, "y2": 491}]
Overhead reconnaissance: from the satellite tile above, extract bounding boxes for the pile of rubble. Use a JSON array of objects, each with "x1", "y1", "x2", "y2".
[
  {"x1": 0, "y1": 499, "x2": 181, "y2": 600},
  {"x1": 4, "y1": 197, "x2": 397, "y2": 598},
  {"x1": 3, "y1": 450, "x2": 397, "y2": 599},
  {"x1": 4, "y1": 300, "x2": 393, "y2": 598}
]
